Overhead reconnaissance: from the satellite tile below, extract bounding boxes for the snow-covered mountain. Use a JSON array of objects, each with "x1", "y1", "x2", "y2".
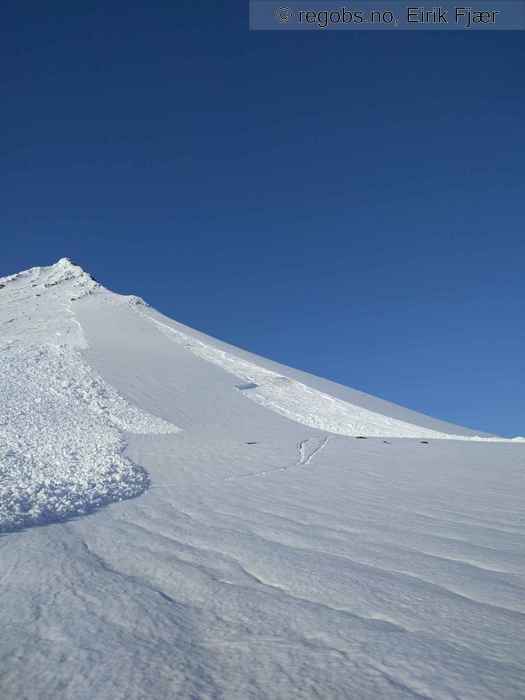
[{"x1": 1, "y1": 258, "x2": 524, "y2": 699}]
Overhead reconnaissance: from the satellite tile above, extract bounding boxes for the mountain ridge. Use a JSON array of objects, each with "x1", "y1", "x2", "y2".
[{"x1": 0, "y1": 257, "x2": 500, "y2": 437}]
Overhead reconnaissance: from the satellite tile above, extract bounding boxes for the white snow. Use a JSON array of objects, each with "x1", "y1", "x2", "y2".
[
  {"x1": 132, "y1": 303, "x2": 513, "y2": 442},
  {"x1": 0, "y1": 260, "x2": 178, "y2": 531},
  {"x1": 1, "y1": 258, "x2": 524, "y2": 700},
  {"x1": 0, "y1": 344, "x2": 178, "y2": 532}
]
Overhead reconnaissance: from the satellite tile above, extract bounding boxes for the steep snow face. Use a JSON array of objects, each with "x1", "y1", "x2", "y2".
[
  {"x1": 132, "y1": 306, "x2": 512, "y2": 442},
  {"x1": 0, "y1": 260, "x2": 179, "y2": 532},
  {"x1": 137, "y1": 308, "x2": 451, "y2": 438}
]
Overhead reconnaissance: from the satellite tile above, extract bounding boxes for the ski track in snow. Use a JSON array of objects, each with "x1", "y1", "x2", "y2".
[
  {"x1": 224, "y1": 436, "x2": 331, "y2": 481},
  {"x1": 299, "y1": 435, "x2": 330, "y2": 465}
]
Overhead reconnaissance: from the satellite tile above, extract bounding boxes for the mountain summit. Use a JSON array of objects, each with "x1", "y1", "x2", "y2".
[{"x1": 1, "y1": 259, "x2": 524, "y2": 699}]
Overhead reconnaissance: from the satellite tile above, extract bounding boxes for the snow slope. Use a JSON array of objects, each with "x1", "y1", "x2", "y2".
[
  {"x1": 1, "y1": 259, "x2": 524, "y2": 699},
  {"x1": 0, "y1": 261, "x2": 179, "y2": 531}
]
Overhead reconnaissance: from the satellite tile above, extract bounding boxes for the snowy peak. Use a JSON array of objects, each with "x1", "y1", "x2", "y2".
[
  {"x1": 0, "y1": 257, "x2": 99, "y2": 298},
  {"x1": 0, "y1": 258, "x2": 148, "y2": 352},
  {"x1": 0, "y1": 258, "x2": 101, "y2": 349},
  {"x1": 55, "y1": 256, "x2": 79, "y2": 268},
  {"x1": 41, "y1": 257, "x2": 100, "y2": 296},
  {"x1": 51, "y1": 256, "x2": 82, "y2": 272},
  {"x1": 0, "y1": 257, "x2": 179, "y2": 532},
  {"x1": 47, "y1": 256, "x2": 93, "y2": 280}
]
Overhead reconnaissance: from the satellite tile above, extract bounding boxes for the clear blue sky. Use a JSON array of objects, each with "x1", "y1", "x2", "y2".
[{"x1": 2, "y1": 1, "x2": 523, "y2": 436}]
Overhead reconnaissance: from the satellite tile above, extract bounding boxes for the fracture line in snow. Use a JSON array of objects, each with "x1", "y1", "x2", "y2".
[{"x1": 130, "y1": 306, "x2": 521, "y2": 442}]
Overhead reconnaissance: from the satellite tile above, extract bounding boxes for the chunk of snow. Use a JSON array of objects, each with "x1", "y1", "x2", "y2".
[{"x1": 0, "y1": 345, "x2": 179, "y2": 532}]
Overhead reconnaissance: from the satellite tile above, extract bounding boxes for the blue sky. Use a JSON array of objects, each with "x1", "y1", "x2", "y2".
[{"x1": 1, "y1": 1, "x2": 523, "y2": 436}]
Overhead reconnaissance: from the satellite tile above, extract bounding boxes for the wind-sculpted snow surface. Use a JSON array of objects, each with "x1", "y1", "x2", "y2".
[
  {"x1": 2, "y1": 259, "x2": 524, "y2": 700},
  {"x1": 0, "y1": 345, "x2": 179, "y2": 532}
]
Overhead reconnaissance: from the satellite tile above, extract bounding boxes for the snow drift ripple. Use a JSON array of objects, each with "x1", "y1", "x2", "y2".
[{"x1": 0, "y1": 345, "x2": 179, "y2": 532}]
